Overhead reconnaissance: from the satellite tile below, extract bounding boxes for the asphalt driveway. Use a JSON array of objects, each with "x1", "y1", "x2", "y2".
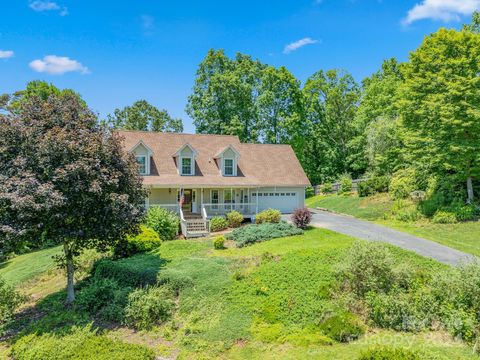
[{"x1": 283, "y1": 209, "x2": 474, "y2": 266}]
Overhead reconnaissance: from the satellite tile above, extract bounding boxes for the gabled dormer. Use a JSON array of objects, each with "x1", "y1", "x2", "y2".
[
  {"x1": 215, "y1": 145, "x2": 240, "y2": 177},
  {"x1": 130, "y1": 140, "x2": 153, "y2": 175},
  {"x1": 173, "y1": 143, "x2": 198, "y2": 176}
]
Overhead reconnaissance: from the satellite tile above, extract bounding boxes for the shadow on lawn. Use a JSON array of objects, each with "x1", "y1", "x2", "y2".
[{"x1": 3, "y1": 253, "x2": 168, "y2": 343}]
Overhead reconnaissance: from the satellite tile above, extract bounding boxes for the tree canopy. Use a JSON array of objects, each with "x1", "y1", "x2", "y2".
[
  {"x1": 107, "y1": 100, "x2": 183, "y2": 132},
  {"x1": 0, "y1": 90, "x2": 146, "y2": 303}
]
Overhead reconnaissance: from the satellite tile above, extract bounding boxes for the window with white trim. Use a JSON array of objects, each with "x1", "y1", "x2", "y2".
[
  {"x1": 181, "y1": 157, "x2": 193, "y2": 175},
  {"x1": 224, "y1": 158, "x2": 234, "y2": 176},
  {"x1": 211, "y1": 190, "x2": 219, "y2": 210},
  {"x1": 224, "y1": 189, "x2": 235, "y2": 204},
  {"x1": 136, "y1": 155, "x2": 147, "y2": 175}
]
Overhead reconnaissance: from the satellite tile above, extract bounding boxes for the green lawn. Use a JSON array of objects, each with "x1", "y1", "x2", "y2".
[
  {"x1": 306, "y1": 193, "x2": 480, "y2": 256},
  {"x1": 2, "y1": 229, "x2": 476, "y2": 359},
  {"x1": 0, "y1": 246, "x2": 62, "y2": 286}
]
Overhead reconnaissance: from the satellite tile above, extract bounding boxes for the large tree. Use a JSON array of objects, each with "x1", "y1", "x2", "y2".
[
  {"x1": 257, "y1": 65, "x2": 304, "y2": 147},
  {"x1": 399, "y1": 27, "x2": 480, "y2": 203},
  {"x1": 0, "y1": 92, "x2": 146, "y2": 303},
  {"x1": 107, "y1": 99, "x2": 183, "y2": 132},
  {"x1": 349, "y1": 59, "x2": 404, "y2": 175},
  {"x1": 186, "y1": 49, "x2": 263, "y2": 142},
  {"x1": 302, "y1": 69, "x2": 360, "y2": 184}
]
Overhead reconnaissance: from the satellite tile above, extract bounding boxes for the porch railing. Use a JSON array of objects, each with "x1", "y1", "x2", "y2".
[{"x1": 202, "y1": 203, "x2": 256, "y2": 217}]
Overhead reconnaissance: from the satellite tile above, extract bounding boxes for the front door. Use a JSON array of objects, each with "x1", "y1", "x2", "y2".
[{"x1": 182, "y1": 189, "x2": 192, "y2": 212}]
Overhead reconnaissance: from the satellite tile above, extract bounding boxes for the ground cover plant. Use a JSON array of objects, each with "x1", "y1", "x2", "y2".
[
  {"x1": 0, "y1": 228, "x2": 478, "y2": 359},
  {"x1": 225, "y1": 221, "x2": 303, "y2": 247}
]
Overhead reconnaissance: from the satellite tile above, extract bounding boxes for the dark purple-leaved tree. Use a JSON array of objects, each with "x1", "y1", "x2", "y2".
[{"x1": 0, "y1": 91, "x2": 146, "y2": 304}]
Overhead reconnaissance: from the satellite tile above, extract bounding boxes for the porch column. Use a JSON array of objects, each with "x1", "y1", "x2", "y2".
[
  {"x1": 231, "y1": 187, "x2": 233, "y2": 211},
  {"x1": 247, "y1": 188, "x2": 250, "y2": 214},
  {"x1": 255, "y1": 187, "x2": 259, "y2": 214},
  {"x1": 200, "y1": 188, "x2": 204, "y2": 212}
]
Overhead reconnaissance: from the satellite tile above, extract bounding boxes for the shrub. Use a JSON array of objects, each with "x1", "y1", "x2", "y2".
[
  {"x1": 418, "y1": 192, "x2": 445, "y2": 217},
  {"x1": 93, "y1": 256, "x2": 162, "y2": 287},
  {"x1": 256, "y1": 208, "x2": 281, "y2": 224},
  {"x1": 0, "y1": 277, "x2": 24, "y2": 327},
  {"x1": 432, "y1": 210, "x2": 457, "y2": 224},
  {"x1": 213, "y1": 236, "x2": 225, "y2": 250},
  {"x1": 226, "y1": 211, "x2": 243, "y2": 228},
  {"x1": 451, "y1": 204, "x2": 478, "y2": 222},
  {"x1": 319, "y1": 310, "x2": 365, "y2": 343},
  {"x1": 337, "y1": 241, "x2": 395, "y2": 297},
  {"x1": 210, "y1": 216, "x2": 228, "y2": 232},
  {"x1": 76, "y1": 278, "x2": 130, "y2": 322},
  {"x1": 305, "y1": 186, "x2": 315, "y2": 198},
  {"x1": 321, "y1": 182, "x2": 333, "y2": 194},
  {"x1": 390, "y1": 169, "x2": 416, "y2": 199},
  {"x1": 124, "y1": 286, "x2": 175, "y2": 330},
  {"x1": 291, "y1": 208, "x2": 312, "y2": 229},
  {"x1": 365, "y1": 289, "x2": 436, "y2": 332},
  {"x1": 394, "y1": 207, "x2": 421, "y2": 222},
  {"x1": 10, "y1": 324, "x2": 155, "y2": 360},
  {"x1": 339, "y1": 173, "x2": 353, "y2": 194},
  {"x1": 145, "y1": 207, "x2": 179, "y2": 240},
  {"x1": 358, "y1": 346, "x2": 422, "y2": 360},
  {"x1": 358, "y1": 176, "x2": 390, "y2": 197},
  {"x1": 225, "y1": 222, "x2": 303, "y2": 247},
  {"x1": 114, "y1": 225, "x2": 161, "y2": 258}
]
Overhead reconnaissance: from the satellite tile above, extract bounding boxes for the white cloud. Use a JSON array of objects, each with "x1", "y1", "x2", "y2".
[
  {"x1": 0, "y1": 50, "x2": 14, "y2": 59},
  {"x1": 403, "y1": 0, "x2": 480, "y2": 25},
  {"x1": 283, "y1": 37, "x2": 318, "y2": 54},
  {"x1": 29, "y1": 1, "x2": 68, "y2": 16},
  {"x1": 29, "y1": 55, "x2": 89, "y2": 75}
]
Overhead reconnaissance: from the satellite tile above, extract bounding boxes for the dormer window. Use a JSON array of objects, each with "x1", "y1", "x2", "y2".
[
  {"x1": 181, "y1": 157, "x2": 193, "y2": 175},
  {"x1": 215, "y1": 145, "x2": 240, "y2": 177},
  {"x1": 173, "y1": 143, "x2": 198, "y2": 176},
  {"x1": 130, "y1": 140, "x2": 153, "y2": 176},
  {"x1": 224, "y1": 159, "x2": 234, "y2": 176},
  {"x1": 136, "y1": 155, "x2": 147, "y2": 175}
]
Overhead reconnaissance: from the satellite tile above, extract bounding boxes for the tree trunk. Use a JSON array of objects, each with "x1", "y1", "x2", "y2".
[
  {"x1": 467, "y1": 176, "x2": 474, "y2": 204},
  {"x1": 64, "y1": 244, "x2": 75, "y2": 305}
]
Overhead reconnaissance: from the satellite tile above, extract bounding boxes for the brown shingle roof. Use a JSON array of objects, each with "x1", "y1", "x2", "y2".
[{"x1": 116, "y1": 130, "x2": 310, "y2": 187}]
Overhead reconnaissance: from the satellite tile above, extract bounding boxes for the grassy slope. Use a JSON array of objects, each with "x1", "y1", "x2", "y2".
[
  {"x1": 2, "y1": 229, "x2": 475, "y2": 359},
  {"x1": 0, "y1": 246, "x2": 62, "y2": 286},
  {"x1": 306, "y1": 194, "x2": 480, "y2": 257}
]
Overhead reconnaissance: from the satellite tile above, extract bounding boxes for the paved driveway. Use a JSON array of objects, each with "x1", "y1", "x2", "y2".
[{"x1": 283, "y1": 209, "x2": 474, "y2": 266}]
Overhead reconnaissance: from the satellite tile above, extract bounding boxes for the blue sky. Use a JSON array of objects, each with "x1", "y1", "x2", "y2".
[{"x1": 1, "y1": 0, "x2": 477, "y2": 133}]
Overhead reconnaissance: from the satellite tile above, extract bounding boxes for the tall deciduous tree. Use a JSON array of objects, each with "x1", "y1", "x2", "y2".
[
  {"x1": 257, "y1": 66, "x2": 304, "y2": 146},
  {"x1": 399, "y1": 28, "x2": 480, "y2": 203},
  {"x1": 107, "y1": 100, "x2": 183, "y2": 132},
  {"x1": 302, "y1": 69, "x2": 360, "y2": 184},
  {"x1": 0, "y1": 93, "x2": 146, "y2": 303},
  {"x1": 186, "y1": 49, "x2": 263, "y2": 142},
  {"x1": 349, "y1": 59, "x2": 403, "y2": 175}
]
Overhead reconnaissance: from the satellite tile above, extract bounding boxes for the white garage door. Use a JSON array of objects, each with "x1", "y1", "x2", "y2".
[{"x1": 254, "y1": 191, "x2": 298, "y2": 213}]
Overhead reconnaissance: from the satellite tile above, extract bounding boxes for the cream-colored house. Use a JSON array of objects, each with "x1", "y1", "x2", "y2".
[{"x1": 118, "y1": 130, "x2": 310, "y2": 237}]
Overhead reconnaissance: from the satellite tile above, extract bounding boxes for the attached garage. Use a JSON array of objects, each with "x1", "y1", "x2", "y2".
[{"x1": 253, "y1": 187, "x2": 305, "y2": 213}]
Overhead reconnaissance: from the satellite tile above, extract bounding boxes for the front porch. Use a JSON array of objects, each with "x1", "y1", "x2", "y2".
[{"x1": 145, "y1": 187, "x2": 259, "y2": 238}]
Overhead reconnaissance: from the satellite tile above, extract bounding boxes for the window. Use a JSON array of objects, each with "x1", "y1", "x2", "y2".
[
  {"x1": 136, "y1": 155, "x2": 147, "y2": 175},
  {"x1": 224, "y1": 189, "x2": 235, "y2": 204},
  {"x1": 181, "y1": 157, "x2": 192, "y2": 175},
  {"x1": 224, "y1": 159, "x2": 234, "y2": 176},
  {"x1": 211, "y1": 190, "x2": 219, "y2": 210}
]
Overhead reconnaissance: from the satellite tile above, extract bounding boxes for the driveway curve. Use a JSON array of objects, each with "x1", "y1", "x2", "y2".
[{"x1": 283, "y1": 209, "x2": 474, "y2": 266}]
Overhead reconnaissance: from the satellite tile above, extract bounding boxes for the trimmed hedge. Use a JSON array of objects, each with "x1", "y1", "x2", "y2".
[
  {"x1": 10, "y1": 325, "x2": 155, "y2": 360},
  {"x1": 226, "y1": 211, "x2": 243, "y2": 228},
  {"x1": 213, "y1": 236, "x2": 225, "y2": 250},
  {"x1": 210, "y1": 216, "x2": 228, "y2": 232},
  {"x1": 226, "y1": 221, "x2": 303, "y2": 247},
  {"x1": 255, "y1": 209, "x2": 281, "y2": 224}
]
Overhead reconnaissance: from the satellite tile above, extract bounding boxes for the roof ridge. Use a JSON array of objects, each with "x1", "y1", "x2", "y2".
[{"x1": 115, "y1": 129, "x2": 240, "y2": 139}]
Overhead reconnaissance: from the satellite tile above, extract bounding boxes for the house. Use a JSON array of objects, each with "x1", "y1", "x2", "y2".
[{"x1": 118, "y1": 130, "x2": 310, "y2": 237}]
